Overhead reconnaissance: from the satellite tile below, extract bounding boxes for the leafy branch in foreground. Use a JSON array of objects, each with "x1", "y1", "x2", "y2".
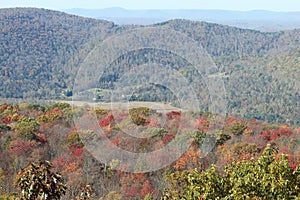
[{"x1": 15, "y1": 160, "x2": 66, "y2": 200}]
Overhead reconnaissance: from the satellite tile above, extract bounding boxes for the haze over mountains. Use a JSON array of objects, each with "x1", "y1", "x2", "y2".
[
  {"x1": 65, "y1": 7, "x2": 300, "y2": 31},
  {"x1": 0, "y1": 7, "x2": 299, "y2": 125}
]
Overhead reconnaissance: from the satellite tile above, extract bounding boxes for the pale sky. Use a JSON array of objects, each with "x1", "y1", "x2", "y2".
[{"x1": 0, "y1": 0, "x2": 300, "y2": 11}]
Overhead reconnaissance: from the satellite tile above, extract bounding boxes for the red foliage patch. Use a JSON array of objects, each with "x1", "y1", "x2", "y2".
[
  {"x1": 99, "y1": 118, "x2": 110, "y2": 127},
  {"x1": 1, "y1": 117, "x2": 10, "y2": 124},
  {"x1": 225, "y1": 116, "x2": 244, "y2": 126},
  {"x1": 147, "y1": 119, "x2": 159, "y2": 127},
  {"x1": 72, "y1": 147, "x2": 83, "y2": 157},
  {"x1": 107, "y1": 113, "x2": 114, "y2": 121},
  {"x1": 162, "y1": 134, "x2": 175, "y2": 144},
  {"x1": 166, "y1": 111, "x2": 181, "y2": 120},
  {"x1": 99, "y1": 113, "x2": 115, "y2": 127},
  {"x1": 111, "y1": 138, "x2": 120, "y2": 146},
  {"x1": 197, "y1": 117, "x2": 210, "y2": 132},
  {"x1": 8, "y1": 140, "x2": 34, "y2": 155},
  {"x1": 260, "y1": 128, "x2": 293, "y2": 142},
  {"x1": 46, "y1": 107, "x2": 61, "y2": 115},
  {"x1": 52, "y1": 154, "x2": 70, "y2": 171}
]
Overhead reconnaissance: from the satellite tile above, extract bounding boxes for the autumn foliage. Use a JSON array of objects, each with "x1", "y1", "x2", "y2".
[{"x1": 0, "y1": 103, "x2": 299, "y2": 199}]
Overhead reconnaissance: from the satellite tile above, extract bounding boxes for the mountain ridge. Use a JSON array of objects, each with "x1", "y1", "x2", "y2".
[
  {"x1": 65, "y1": 7, "x2": 300, "y2": 31},
  {"x1": 0, "y1": 7, "x2": 299, "y2": 125}
]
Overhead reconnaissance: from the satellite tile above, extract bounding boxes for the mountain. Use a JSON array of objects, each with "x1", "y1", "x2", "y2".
[
  {"x1": 0, "y1": 8, "x2": 299, "y2": 125},
  {"x1": 0, "y1": 7, "x2": 120, "y2": 99},
  {"x1": 65, "y1": 8, "x2": 300, "y2": 31}
]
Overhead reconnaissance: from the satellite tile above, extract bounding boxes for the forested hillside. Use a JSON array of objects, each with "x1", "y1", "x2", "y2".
[
  {"x1": 0, "y1": 102, "x2": 299, "y2": 199},
  {"x1": 0, "y1": 8, "x2": 299, "y2": 125},
  {"x1": 0, "y1": 8, "x2": 117, "y2": 99}
]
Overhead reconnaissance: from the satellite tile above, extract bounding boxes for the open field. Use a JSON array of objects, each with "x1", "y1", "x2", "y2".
[
  {"x1": 0, "y1": 98, "x2": 182, "y2": 113},
  {"x1": 62, "y1": 100, "x2": 182, "y2": 113}
]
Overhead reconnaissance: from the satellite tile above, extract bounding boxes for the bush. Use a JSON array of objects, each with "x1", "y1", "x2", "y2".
[
  {"x1": 45, "y1": 102, "x2": 71, "y2": 112},
  {"x1": 129, "y1": 107, "x2": 155, "y2": 126},
  {"x1": 0, "y1": 124, "x2": 11, "y2": 132},
  {"x1": 14, "y1": 118, "x2": 38, "y2": 140},
  {"x1": 230, "y1": 123, "x2": 247, "y2": 135}
]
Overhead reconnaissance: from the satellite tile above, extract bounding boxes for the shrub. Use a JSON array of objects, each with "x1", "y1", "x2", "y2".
[
  {"x1": 129, "y1": 107, "x2": 155, "y2": 126},
  {"x1": 0, "y1": 124, "x2": 11, "y2": 132}
]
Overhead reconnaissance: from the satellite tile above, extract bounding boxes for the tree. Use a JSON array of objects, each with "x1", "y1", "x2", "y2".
[
  {"x1": 163, "y1": 144, "x2": 300, "y2": 199},
  {"x1": 15, "y1": 160, "x2": 66, "y2": 200},
  {"x1": 224, "y1": 144, "x2": 300, "y2": 199}
]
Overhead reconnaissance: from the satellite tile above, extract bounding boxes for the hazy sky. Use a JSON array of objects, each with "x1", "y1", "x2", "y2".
[{"x1": 0, "y1": 0, "x2": 300, "y2": 11}]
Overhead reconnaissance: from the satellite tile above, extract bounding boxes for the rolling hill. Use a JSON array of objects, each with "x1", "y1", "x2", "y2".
[
  {"x1": 0, "y1": 8, "x2": 299, "y2": 125},
  {"x1": 65, "y1": 8, "x2": 300, "y2": 31}
]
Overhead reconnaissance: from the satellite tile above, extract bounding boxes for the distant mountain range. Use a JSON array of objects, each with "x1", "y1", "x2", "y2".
[
  {"x1": 0, "y1": 8, "x2": 299, "y2": 125},
  {"x1": 65, "y1": 7, "x2": 300, "y2": 31}
]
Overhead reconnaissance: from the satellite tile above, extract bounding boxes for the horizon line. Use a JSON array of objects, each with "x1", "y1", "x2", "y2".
[{"x1": 1, "y1": 6, "x2": 300, "y2": 13}]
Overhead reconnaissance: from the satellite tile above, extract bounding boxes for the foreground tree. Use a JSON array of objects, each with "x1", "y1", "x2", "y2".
[
  {"x1": 163, "y1": 144, "x2": 300, "y2": 199},
  {"x1": 15, "y1": 160, "x2": 66, "y2": 200}
]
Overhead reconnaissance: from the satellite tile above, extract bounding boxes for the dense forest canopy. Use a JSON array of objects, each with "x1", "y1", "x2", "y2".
[{"x1": 0, "y1": 102, "x2": 299, "y2": 199}]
